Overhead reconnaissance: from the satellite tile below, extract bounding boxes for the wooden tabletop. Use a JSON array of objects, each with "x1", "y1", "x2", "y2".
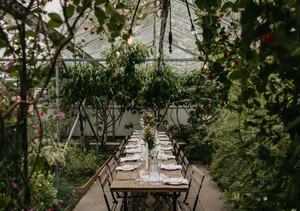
[{"x1": 110, "y1": 143, "x2": 189, "y2": 193}]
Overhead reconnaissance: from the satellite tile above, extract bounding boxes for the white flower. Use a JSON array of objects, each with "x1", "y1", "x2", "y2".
[
  {"x1": 263, "y1": 196, "x2": 267, "y2": 201},
  {"x1": 38, "y1": 183, "x2": 42, "y2": 187},
  {"x1": 13, "y1": 82, "x2": 17, "y2": 86}
]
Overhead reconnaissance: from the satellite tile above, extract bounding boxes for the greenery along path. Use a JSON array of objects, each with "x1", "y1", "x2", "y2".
[{"x1": 74, "y1": 161, "x2": 225, "y2": 211}]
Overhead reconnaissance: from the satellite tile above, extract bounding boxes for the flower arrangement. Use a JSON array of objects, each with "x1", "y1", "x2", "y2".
[
  {"x1": 142, "y1": 124, "x2": 156, "y2": 150},
  {"x1": 140, "y1": 109, "x2": 156, "y2": 128}
]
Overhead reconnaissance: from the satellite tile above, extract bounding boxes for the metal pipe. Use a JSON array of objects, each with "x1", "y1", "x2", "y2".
[
  {"x1": 0, "y1": 58, "x2": 200, "y2": 62},
  {"x1": 55, "y1": 62, "x2": 60, "y2": 179}
]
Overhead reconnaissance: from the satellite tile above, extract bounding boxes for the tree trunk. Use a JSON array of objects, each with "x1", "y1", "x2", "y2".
[{"x1": 78, "y1": 105, "x2": 84, "y2": 151}]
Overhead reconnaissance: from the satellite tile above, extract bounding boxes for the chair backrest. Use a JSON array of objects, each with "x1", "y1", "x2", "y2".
[
  {"x1": 121, "y1": 139, "x2": 125, "y2": 146},
  {"x1": 118, "y1": 143, "x2": 124, "y2": 152},
  {"x1": 177, "y1": 155, "x2": 182, "y2": 165},
  {"x1": 176, "y1": 143, "x2": 180, "y2": 150},
  {"x1": 115, "y1": 151, "x2": 121, "y2": 164},
  {"x1": 172, "y1": 139, "x2": 176, "y2": 148},
  {"x1": 179, "y1": 150, "x2": 184, "y2": 159},
  {"x1": 98, "y1": 166, "x2": 117, "y2": 211},
  {"x1": 107, "y1": 158, "x2": 118, "y2": 180},
  {"x1": 182, "y1": 157, "x2": 189, "y2": 178},
  {"x1": 183, "y1": 165, "x2": 205, "y2": 211},
  {"x1": 174, "y1": 147, "x2": 179, "y2": 156}
]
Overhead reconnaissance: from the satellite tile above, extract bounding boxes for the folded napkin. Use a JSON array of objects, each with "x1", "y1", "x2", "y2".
[
  {"x1": 163, "y1": 178, "x2": 189, "y2": 185},
  {"x1": 161, "y1": 163, "x2": 182, "y2": 170},
  {"x1": 160, "y1": 141, "x2": 171, "y2": 145},
  {"x1": 128, "y1": 138, "x2": 139, "y2": 142},
  {"x1": 125, "y1": 145, "x2": 138, "y2": 148},
  {"x1": 126, "y1": 149, "x2": 142, "y2": 154},
  {"x1": 116, "y1": 165, "x2": 135, "y2": 171},
  {"x1": 133, "y1": 132, "x2": 140, "y2": 135},
  {"x1": 161, "y1": 155, "x2": 176, "y2": 160},
  {"x1": 131, "y1": 135, "x2": 139, "y2": 138},
  {"x1": 120, "y1": 156, "x2": 139, "y2": 162},
  {"x1": 159, "y1": 134, "x2": 168, "y2": 137},
  {"x1": 162, "y1": 146, "x2": 173, "y2": 151},
  {"x1": 158, "y1": 132, "x2": 166, "y2": 134}
]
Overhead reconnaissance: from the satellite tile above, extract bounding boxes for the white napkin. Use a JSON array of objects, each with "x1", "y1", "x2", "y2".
[
  {"x1": 159, "y1": 134, "x2": 168, "y2": 137},
  {"x1": 161, "y1": 155, "x2": 176, "y2": 160},
  {"x1": 133, "y1": 132, "x2": 140, "y2": 135},
  {"x1": 162, "y1": 146, "x2": 173, "y2": 151},
  {"x1": 120, "y1": 156, "x2": 139, "y2": 162},
  {"x1": 126, "y1": 145, "x2": 138, "y2": 148},
  {"x1": 158, "y1": 132, "x2": 166, "y2": 134},
  {"x1": 160, "y1": 137, "x2": 170, "y2": 141},
  {"x1": 161, "y1": 163, "x2": 182, "y2": 170},
  {"x1": 126, "y1": 149, "x2": 142, "y2": 154},
  {"x1": 128, "y1": 138, "x2": 139, "y2": 142},
  {"x1": 131, "y1": 135, "x2": 139, "y2": 138},
  {"x1": 160, "y1": 141, "x2": 171, "y2": 145},
  {"x1": 116, "y1": 165, "x2": 135, "y2": 171},
  {"x1": 163, "y1": 178, "x2": 189, "y2": 185}
]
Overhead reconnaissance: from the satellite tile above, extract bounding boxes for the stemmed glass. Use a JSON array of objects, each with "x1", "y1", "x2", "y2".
[{"x1": 135, "y1": 160, "x2": 146, "y2": 185}]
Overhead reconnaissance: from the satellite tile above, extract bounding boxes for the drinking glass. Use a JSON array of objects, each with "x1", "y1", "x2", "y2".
[{"x1": 135, "y1": 161, "x2": 146, "y2": 185}]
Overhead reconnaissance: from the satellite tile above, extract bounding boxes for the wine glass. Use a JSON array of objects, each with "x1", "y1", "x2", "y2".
[{"x1": 135, "y1": 161, "x2": 146, "y2": 185}]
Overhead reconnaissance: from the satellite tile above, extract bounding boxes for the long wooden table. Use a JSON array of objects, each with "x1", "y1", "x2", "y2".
[{"x1": 110, "y1": 140, "x2": 189, "y2": 211}]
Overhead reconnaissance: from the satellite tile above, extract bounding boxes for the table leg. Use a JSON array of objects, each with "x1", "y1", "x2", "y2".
[
  {"x1": 124, "y1": 192, "x2": 127, "y2": 211},
  {"x1": 173, "y1": 192, "x2": 178, "y2": 211}
]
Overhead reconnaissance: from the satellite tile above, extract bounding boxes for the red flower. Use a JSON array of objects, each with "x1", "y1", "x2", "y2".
[
  {"x1": 196, "y1": 108, "x2": 201, "y2": 113},
  {"x1": 37, "y1": 118, "x2": 40, "y2": 121},
  {"x1": 224, "y1": 53, "x2": 227, "y2": 58},
  {"x1": 226, "y1": 35, "x2": 229, "y2": 40},
  {"x1": 38, "y1": 133, "x2": 41, "y2": 136},
  {"x1": 261, "y1": 34, "x2": 277, "y2": 44},
  {"x1": 38, "y1": 127, "x2": 41, "y2": 131},
  {"x1": 238, "y1": 97, "x2": 241, "y2": 102},
  {"x1": 202, "y1": 110, "x2": 205, "y2": 114},
  {"x1": 83, "y1": 27, "x2": 88, "y2": 31},
  {"x1": 116, "y1": 72, "x2": 119, "y2": 76},
  {"x1": 251, "y1": 93, "x2": 258, "y2": 98},
  {"x1": 258, "y1": 46, "x2": 262, "y2": 51},
  {"x1": 215, "y1": 3, "x2": 219, "y2": 6},
  {"x1": 44, "y1": 206, "x2": 46, "y2": 209},
  {"x1": 222, "y1": 31, "x2": 226, "y2": 34},
  {"x1": 40, "y1": 112, "x2": 45, "y2": 116},
  {"x1": 216, "y1": 82, "x2": 219, "y2": 86},
  {"x1": 50, "y1": 208, "x2": 55, "y2": 211},
  {"x1": 126, "y1": 13, "x2": 128, "y2": 16},
  {"x1": 0, "y1": 93, "x2": 3, "y2": 97},
  {"x1": 79, "y1": 168, "x2": 81, "y2": 170},
  {"x1": 118, "y1": 12, "x2": 120, "y2": 14},
  {"x1": 186, "y1": 91, "x2": 189, "y2": 95},
  {"x1": 220, "y1": 46, "x2": 223, "y2": 50},
  {"x1": 234, "y1": 60, "x2": 239, "y2": 64},
  {"x1": 33, "y1": 195, "x2": 37, "y2": 199},
  {"x1": 218, "y1": 18, "x2": 221, "y2": 21},
  {"x1": 228, "y1": 52, "x2": 233, "y2": 56},
  {"x1": 7, "y1": 92, "x2": 10, "y2": 96},
  {"x1": 206, "y1": 71, "x2": 211, "y2": 75},
  {"x1": 207, "y1": 75, "x2": 211, "y2": 80},
  {"x1": 207, "y1": 107, "x2": 211, "y2": 113},
  {"x1": 48, "y1": 0, "x2": 52, "y2": 2},
  {"x1": 68, "y1": 3, "x2": 71, "y2": 6},
  {"x1": 220, "y1": 103, "x2": 225, "y2": 107},
  {"x1": 39, "y1": 181, "x2": 43, "y2": 184},
  {"x1": 57, "y1": 205, "x2": 61, "y2": 208},
  {"x1": 16, "y1": 97, "x2": 20, "y2": 100}
]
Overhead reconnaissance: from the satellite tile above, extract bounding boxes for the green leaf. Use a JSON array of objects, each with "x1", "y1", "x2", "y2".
[
  {"x1": 48, "y1": 32, "x2": 59, "y2": 43},
  {"x1": 141, "y1": 13, "x2": 147, "y2": 20},
  {"x1": 228, "y1": 69, "x2": 243, "y2": 80},
  {"x1": 0, "y1": 38, "x2": 6, "y2": 48},
  {"x1": 220, "y1": 1, "x2": 233, "y2": 12},
  {"x1": 116, "y1": 2, "x2": 126, "y2": 9},
  {"x1": 26, "y1": 30, "x2": 36, "y2": 37},
  {"x1": 106, "y1": 3, "x2": 115, "y2": 15},
  {"x1": 95, "y1": 8, "x2": 108, "y2": 25},
  {"x1": 286, "y1": 116, "x2": 300, "y2": 129},
  {"x1": 115, "y1": 14, "x2": 125, "y2": 24},
  {"x1": 95, "y1": 0, "x2": 106, "y2": 6},
  {"x1": 48, "y1": 13, "x2": 63, "y2": 24},
  {"x1": 48, "y1": 20, "x2": 62, "y2": 28},
  {"x1": 66, "y1": 5, "x2": 75, "y2": 19},
  {"x1": 195, "y1": 0, "x2": 205, "y2": 10},
  {"x1": 73, "y1": 0, "x2": 80, "y2": 5}
]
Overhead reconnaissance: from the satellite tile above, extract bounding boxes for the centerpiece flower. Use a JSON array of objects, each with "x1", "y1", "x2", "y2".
[
  {"x1": 140, "y1": 109, "x2": 156, "y2": 128},
  {"x1": 142, "y1": 124, "x2": 156, "y2": 150}
]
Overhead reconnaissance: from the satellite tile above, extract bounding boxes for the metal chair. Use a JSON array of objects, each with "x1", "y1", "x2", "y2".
[{"x1": 178, "y1": 165, "x2": 205, "y2": 211}]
